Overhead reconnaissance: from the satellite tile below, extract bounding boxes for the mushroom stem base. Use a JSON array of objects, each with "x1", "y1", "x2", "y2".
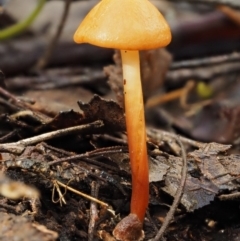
[{"x1": 113, "y1": 213, "x2": 144, "y2": 241}]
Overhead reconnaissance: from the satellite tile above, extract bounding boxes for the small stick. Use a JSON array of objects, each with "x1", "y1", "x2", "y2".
[
  {"x1": 167, "y1": 62, "x2": 240, "y2": 83},
  {"x1": 150, "y1": 136, "x2": 188, "y2": 241},
  {"x1": 56, "y1": 180, "x2": 109, "y2": 208},
  {"x1": 0, "y1": 120, "x2": 103, "y2": 154},
  {"x1": 0, "y1": 87, "x2": 51, "y2": 117},
  {"x1": 35, "y1": 0, "x2": 72, "y2": 69},
  {"x1": 146, "y1": 81, "x2": 194, "y2": 108},
  {"x1": 0, "y1": 97, "x2": 19, "y2": 112},
  {"x1": 0, "y1": 86, "x2": 22, "y2": 104},
  {"x1": 88, "y1": 181, "x2": 100, "y2": 241},
  {"x1": 101, "y1": 134, "x2": 127, "y2": 145},
  {"x1": 147, "y1": 128, "x2": 205, "y2": 149},
  {"x1": 52, "y1": 180, "x2": 67, "y2": 206},
  {"x1": 48, "y1": 145, "x2": 127, "y2": 166},
  {"x1": 218, "y1": 192, "x2": 240, "y2": 201},
  {"x1": 170, "y1": 52, "x2": 240, "y2": 69},
  {"x1": 0, "y1": 130, "x2": 18, "y2": 143},
  {"x1": 41, "y1": 142, "x2": 74, "y2": 156},
  {"x1": 166, "y1": 0, "x2": 240, "y2": 10}
]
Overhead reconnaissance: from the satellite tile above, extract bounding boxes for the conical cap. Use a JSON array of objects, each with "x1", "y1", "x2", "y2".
[{"x1": 74, "y1": 0, "x2": 171, "y2": 50}]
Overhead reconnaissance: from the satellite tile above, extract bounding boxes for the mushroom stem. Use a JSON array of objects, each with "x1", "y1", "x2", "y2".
[{"x1": 121, "y1": 50, "x2": 149, "y2": 222}]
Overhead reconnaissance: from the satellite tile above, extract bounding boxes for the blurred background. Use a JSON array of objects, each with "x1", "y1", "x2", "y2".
[{"x1": 0, "y1": 0, "x2": 240, "y2": 144}]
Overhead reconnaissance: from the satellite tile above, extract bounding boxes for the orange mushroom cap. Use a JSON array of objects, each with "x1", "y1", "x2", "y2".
[{"x1": 74, "y1": 0, "x2": 172, "y2": 50}]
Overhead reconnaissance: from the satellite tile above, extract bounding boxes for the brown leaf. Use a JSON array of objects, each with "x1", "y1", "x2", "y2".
[
  {"x1": 78, "y1": 95, "x2": 125, "y2": 132},
  {"x1": 152, "y1": 142, "x2": 233, "y2": 211},
  {"x1": 189, "y1": 143, "x2": 235, "y2": 190},
  {"x1": 36, "y1": 110, "x2": 84, "y2": 133}
]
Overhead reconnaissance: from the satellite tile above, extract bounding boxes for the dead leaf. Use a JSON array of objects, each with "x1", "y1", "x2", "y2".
[
  {"x1": 78, "y1": 95, "x2": 125, "y2": 132},
  {"x1": 150, "y1": 143, "x2": 234, "y2": 211},
  {"x1": 0, "y1": 212, "x2": 58, "y2": 241}
]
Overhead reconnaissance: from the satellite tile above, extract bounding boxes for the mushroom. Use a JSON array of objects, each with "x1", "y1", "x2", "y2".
[{"x1": 73, "y1": 0, "x2": 171, "y2": 240}]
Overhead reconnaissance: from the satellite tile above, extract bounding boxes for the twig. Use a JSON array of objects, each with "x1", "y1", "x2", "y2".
[
  {"x1": 7, "y1": 68, "x2": 106, "y2": 90},
  {"x1": 0, "y1": 130, "x2": 19, "y2": 143},
  {"x1": 0, "y1": 87, "x2": 51, "y2": 119},
  {"x1": 167, "y1": 62, "x2": 240, "y2": 82},
  {"x1": 0, "y1": 97, "x2": 19, "y2": 112},
  {"x1": 88, "y1": 181, "x2": 100, "y2": 241},
  {"x1": 0, "y1": 120, "x2": 103, "y2": 154},
  {"x1": 0, "y1": 86, "x2": 24, "y2": 104},
  {"x1": 81, "y1": 157, "x2": 120, "y2": 173},
  {"x1": 218, "y1": 192, "x2": 240, "y2": 201},
  {"x1": 150, "y1": 136, "x2": 187, "y2": 241},
  {"x1": 147, "y1": 128, "x2": 205, "y2": 149},
  {"x1": 170, "y1": 52, "x2": 240, "y2": 70},
  {"x1": 52, "y1": 180, "x2": 67, "y2": 206},
  {"x1": 35, "y1": 0, "x2": 72, "y2": 69},
  {"x1": 48, "y1": 145, "x2": 128, "y2": 166},
  {"x1": 101, "y1": 134, "x2": 127, "y2": 145},
  {"x1": 166, "y1": 0, "x2": 240, "y2": 9},
  {"x1": 41, "y1": 142, "x2": 74, "y2": 156},
  {"x1": 3, "y1": 146, "x2": 127, "y2": 197},
  {"x1": 56, "y1": 180, "x2": 109, "y2": 208},
  {"x1": 146, "y1": 81, "x2": 195, "y2": 108}
]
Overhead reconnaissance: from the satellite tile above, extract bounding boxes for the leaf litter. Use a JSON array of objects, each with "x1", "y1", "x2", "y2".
[{"x1": 1, "y1": 86, "x2": 240, "y2": 240}]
